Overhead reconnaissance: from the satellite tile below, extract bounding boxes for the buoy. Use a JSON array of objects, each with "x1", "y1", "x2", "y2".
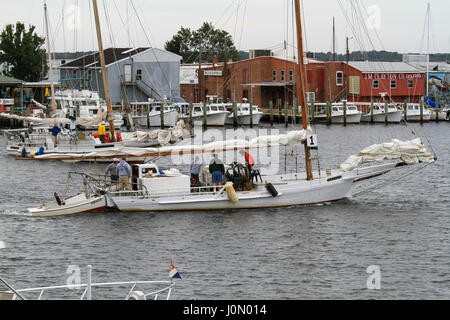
[
  {"x1": 225, "y1": 182, "x2": 239, "y2": 203},
  {"x1": 266, "y1": 183, "x2": 278, "y2": 197}
]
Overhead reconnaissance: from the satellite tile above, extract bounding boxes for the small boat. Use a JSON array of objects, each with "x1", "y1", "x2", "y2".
[
  {"x1": 27, "y1": 173, "x2": 107, "y2": 217},
  {"x1": 313, "y1": 102, "x2": 362, "y2": 124},
  {"x1": 225, "y1": 101, "x2": 264, "y2": 125},
  {"x1": 179, "y1": 103, "x2": 229, "y2": 126},
  {"x1": 360, "y1": 103, "x2": 404, "y2": 123},
  {"x1": 404, "y1": 103, "x2": 431, "y2": 122}
]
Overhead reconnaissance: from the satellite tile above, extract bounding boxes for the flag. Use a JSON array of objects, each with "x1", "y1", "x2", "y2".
[{"x1": 169, "y1": 263, "x2": 182, "y2": 280}]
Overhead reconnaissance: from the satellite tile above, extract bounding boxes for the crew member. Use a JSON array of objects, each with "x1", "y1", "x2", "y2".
[{"x1": 98, "y1": 122, "x2": 107, "y2": 144}]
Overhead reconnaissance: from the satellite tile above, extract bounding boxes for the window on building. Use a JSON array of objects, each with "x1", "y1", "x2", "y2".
[
  {"x1": 281, "y1": 70, "x2": 285, "y2": 82},
  {"x1": 407, "y1": 79, "x2": 414, "y2": 88},
  {"x1": 136, "y1": 69, "x2": 142, "y2": 81},
  {"x1": 289, "y1": 70, "x2": 294, "y2": 82},
  {"x1": 336, "y1": 71, "x2": 344, "y2": 86},
  {"x1": 182, "y1": 89, "x2": 186, "y2": 98},
  {"x1": 373, "y1": 80, "x2": 379, "y2": 89},
  {"x1": 243, "y1": 69, "x2": 248, "y2": 83},
  {"x1": 390, "y1": 80, "x2": 397, "y2": 89},
  {"x1": 272, "y1": 70, "x2": 277, "y2": 82}
]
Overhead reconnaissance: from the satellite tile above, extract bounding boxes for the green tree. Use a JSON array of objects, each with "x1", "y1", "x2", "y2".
[
  {"x1": 165, "y1": 22, "x2": 238, "y2": 63},
  {"x1": 0, "y1": 22, "x2": 48, "y2": 82}
]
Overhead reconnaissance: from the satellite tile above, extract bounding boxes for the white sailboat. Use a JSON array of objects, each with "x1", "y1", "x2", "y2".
[{"x1": 103, "y1": 1, "x2": 435, "y2": 213}]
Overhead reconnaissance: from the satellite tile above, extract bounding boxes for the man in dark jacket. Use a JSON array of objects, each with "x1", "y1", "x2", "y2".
[{"x1": 209, "y1": 154, "x2": 225, "y2": 190}]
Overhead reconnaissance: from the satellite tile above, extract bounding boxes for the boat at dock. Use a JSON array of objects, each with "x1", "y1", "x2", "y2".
[
  {"x1": 225, "y1": 100, "x2": 264, "y2": 126},
  {"x1": 360, "y1": 103, "x2": 404, "y2": 123},
  {"x1": 314, "y1": 102, "x2": 362, "y2": 124},
  {"x1": 404, "y1": 103, "x2": 431, "y2": 122}
]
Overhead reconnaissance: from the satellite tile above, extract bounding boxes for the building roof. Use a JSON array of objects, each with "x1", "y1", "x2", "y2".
[
  {"x1": 407, "y1": 62, "x2": 450, "y2": 72},
  {"x1": 348, "y1": 61, "x2": 423, "y2": 73},
  {"x1": 59, "y1": 48, "x2": 150, "y2": 68},
  {"x1": 0, "y1": 75, "x2": 24, "y2": 85}
]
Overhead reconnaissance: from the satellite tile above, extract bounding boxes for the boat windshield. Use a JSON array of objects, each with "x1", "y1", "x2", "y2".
[{"x1": 169, "y1": 96, "x2": 187, "y2": 104}]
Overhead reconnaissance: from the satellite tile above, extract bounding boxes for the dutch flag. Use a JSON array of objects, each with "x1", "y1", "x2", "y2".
[{"x1": 169, "y1": 263, "x2": 182, "y2": 280}]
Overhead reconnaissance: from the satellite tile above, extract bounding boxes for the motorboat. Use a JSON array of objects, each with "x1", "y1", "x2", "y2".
[
  {"x1": 225, "y1": 100, "x2": 264, "y2": 125},
  {"x1": 404, "y1": 103, "x2": 431, "y2": 122},
  {"x1": 129, "y1": 100, "x2": 179, "y2": 128},
  {"x1": 52, "y1": 89, "x2": 124, "y2": 129},
  {"x1": 314, "y1": 102, "x2": 362, "y2": 124},
  {"x1": 360, "y1": 103, "x2": 404, "y2": 123},
  {"x1": 0, "y1": 265, "x2": 177, "y2": 300},
  {"x1": 178, "y1": 103, "x2": 229, "y2": 126}
]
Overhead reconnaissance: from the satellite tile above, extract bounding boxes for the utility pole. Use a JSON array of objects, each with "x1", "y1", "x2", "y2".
[{"x1": 92, "y1": 0, "x2": 116, "y2": 141}]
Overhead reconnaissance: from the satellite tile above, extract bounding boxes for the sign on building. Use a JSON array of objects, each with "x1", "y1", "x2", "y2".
[{"x1": 204, "y1": 70, "x2": 223, "y2": 77}]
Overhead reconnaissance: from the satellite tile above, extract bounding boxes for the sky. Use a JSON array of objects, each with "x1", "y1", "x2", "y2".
[{"x1": 0, "y1": 0, "x2": 449, "y2": 55}]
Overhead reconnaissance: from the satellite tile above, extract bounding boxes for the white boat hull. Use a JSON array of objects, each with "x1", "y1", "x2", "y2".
[
  {"x1": 149, "y1": 111, "x2": 179, "y2": 127},
  {"x1": 360, "y1": 111, "x2": 403, "y2": 123},
  {"x1": 331, "y1": 113, "x2": 362, "y2": 124},
  {"x1": 28, "y1": 194, "x2": 106, "y2": 217},
  {"x1": 182, "y1": 112, "x2": 229, "y2": 126},
  {"x1": 109, "y1": 175, "x2": 354, "y2": 212},
  {"x1": 226, "y1": 113, "x2": 264, "y2": 125}
]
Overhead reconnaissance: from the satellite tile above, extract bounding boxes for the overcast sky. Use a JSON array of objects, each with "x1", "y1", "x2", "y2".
[{"x1": 1, "y1": 0, "x2": 449, "y2": 55}]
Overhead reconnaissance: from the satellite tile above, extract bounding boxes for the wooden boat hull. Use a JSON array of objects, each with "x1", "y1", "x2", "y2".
[{"x1": 28, "y1": 194, "x2": 106, "y2": 217}]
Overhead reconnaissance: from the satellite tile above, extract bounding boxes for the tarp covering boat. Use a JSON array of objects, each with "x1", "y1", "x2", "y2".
[
  {"x1": 33, "y1": 128, "x2": 313, "y2": 161},
  {"x1": 340, "y1": 138, "x2": 435, "y2": 172}
]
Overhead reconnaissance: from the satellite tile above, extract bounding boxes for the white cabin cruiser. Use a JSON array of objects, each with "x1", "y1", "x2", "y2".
[
  {"x1": 360, "y1": 103, "x2": 404, "y2": 123},
  {"x1": 225, "y1": 102, "x2": 264, "y2": 125},
  {"x1": 404, "y1": 103, "x2": 431, "y2": 122},
  {"x1": 314, "y1": 102, "x2": 362, "y2": 124},
  {"x1": 130, "y1": 100, "x2": 179, "y2": 128}
]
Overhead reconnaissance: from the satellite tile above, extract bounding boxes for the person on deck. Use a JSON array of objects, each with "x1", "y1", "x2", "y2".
[
  {"x1": 190, "y1": 156, "x2": 205, "y2": 185},
  {"x1": 98, "y1": 122, "x2": 107, "y2": 144},
  {"x1": 27, "y1": 122, "x2": 34, "y2": 134},
  {"x1": 117, "y1": 157, "x2": 132, "y2": 191},
  {"x1": 240, "y1": 150, "x2": 255, "y2": 170},
  {"x1": 51, "y1": 122, "x2": 61, "y2": 147},
  {"x1": 209, "y1": 154, "x2": 225, "y2": 191},
  {"x1": 106, "y1": 158, "x2": 120, "y2": 186}
]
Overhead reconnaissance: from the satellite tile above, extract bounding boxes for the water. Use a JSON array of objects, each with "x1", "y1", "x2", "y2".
[{"x1": 0, "y1": 123, "x2": 449, "y2": 300}]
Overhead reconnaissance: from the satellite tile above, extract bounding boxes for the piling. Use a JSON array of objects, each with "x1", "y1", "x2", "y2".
[
  {"x1": 384, "y1": 101, "x2": 389, "y2": 125},
  {"x1": 189, "y1": 102, "x2": 193, "y2": 126},
  {"x1": 343, "y1": 100, "x2": 347, "y2": 126},
  {"x1": 420, "y1": 99, "x2": 424, "y2": 124},
  {"x1": 250, "y1": 101, "x2": 254, "y2": 128},
  {"x1": 278, "y1": 99, "x2": 282, "y2": 123},
  {"x1": 310, "y1": 101, "x2": 315, "y2": 124},
  {"x1": 233, "y1": 101, "x2": 238, "y2": 128},
  {"x1": 269, "y1": 100, "x2": 274, "y2": 126},
  {"x1": 284, "y1": 102, "x2": 288, "y2": 128},
  {"x1": 435, "y1": 98, "x2": 439, "y2": 122},
  {"x1": 370, "y1": 100, "x2": 374, "y2": 124},
  {"x1": 160, "y1": 105, "x2": 165, "y2": 128},
  {"x1": 203, "y1": 101, "x2": 208, "y2": 129},
  {"x1": 294, "y1": 99, "x2": 299, "y2": 124},
  {"x1": 326, "y1": 101, "x2": 332, "y2": 125},
  {"x1": 403, "y1": 100, "x2": 408, "y2": 122}
]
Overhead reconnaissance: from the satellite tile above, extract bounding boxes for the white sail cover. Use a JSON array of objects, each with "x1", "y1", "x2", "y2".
[
  {"x1": 340, "y1": 138, "x2": 435, "y2": 172},
  {"x1": 35, "y1": 128, "x2": 312, "y2": 160}
]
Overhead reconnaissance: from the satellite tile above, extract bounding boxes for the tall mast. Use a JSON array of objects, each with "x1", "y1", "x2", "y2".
[
  {"x1": 294, "y1": 0, "x2": 313, "y2": 181},
  {"x1": 92, "y1": 0, "x2": 116, "y2": 141},
  {"x1": 426, "y1": 3, "x2": 430, "y2": 98},
  {"x1": 333, "y1": 17, "x2": 336, "y2": 61},
  {"x1": 44, "y1": 2, "x2": 57, "y2": 110}
]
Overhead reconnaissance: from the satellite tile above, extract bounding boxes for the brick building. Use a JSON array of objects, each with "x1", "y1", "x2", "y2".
[{"x1": 180, "y1": 55, "x2": 426, "y2": 111}]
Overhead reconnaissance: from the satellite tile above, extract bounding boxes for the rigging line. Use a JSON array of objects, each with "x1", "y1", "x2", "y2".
[
  {"x1": 238, "y1": 0, "x2": 248, "y2": 50},
  {"x1": 352, "y1": 162, "x2": 434, "y2": 198},
  {"x1": 130, "y1": 0, "x2": 172, "y2": 94},
  {"x1": 215, "y1": 0, "x2": 239, "y2": 27}
]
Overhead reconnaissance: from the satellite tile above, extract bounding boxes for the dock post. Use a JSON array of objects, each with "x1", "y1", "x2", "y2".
[
  {"x1": 284, "y1": 102, "x2": 289, "y2": 128},
  {"x1": 269, "y1": 100, "x2": 274, "y2": 126},
  {"x1": 326, "y1": 101, "x2": 332, "y2": 125},
  {"x1": 250, "y1": 101, "x2": 254, "y2": 128},
  {"x1": 294, "y1": 99, "x2": 299, "y2": 124},
  {"x1": 203, "y1": 101, "x2": 208, "y2": 129},
  {"x1": 343, "y1": 100, "x2": 347, "y2": 126},
  {"x1": 189, "y1": 102, "x2": 193, "y2": 125},
  {"x1": 370, "y1": 100, "x2": 374, "y2": 124},
  {"x1": 160, "y1": 105, "x2": 165, "y2": 129},
  {"x1": 233, "y1": 101, "x2": 238, "y2": 128},
  {"x1": 385, "y1": 101, "x2": 389, "y2": 125},
  {"x1": 278, "y1": 99, "x2": 282, "y2": 123},
  {"x1": 403, "y1": 99, "x2": 408, "y2": 122},
  {"x1": 435, "y1": 98, "x2": 439, "y2": 122},
  {"x1": 420, "y1": 98, "x2": 424, "y2": 124},
  {"x1": 146, "y1": 104, "x2": 150, "y2": 129}
]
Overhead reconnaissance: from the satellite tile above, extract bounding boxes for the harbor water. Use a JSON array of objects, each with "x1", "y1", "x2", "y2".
[{"x1": 0, "y1": 123, "x2": 449, "y2": 299}]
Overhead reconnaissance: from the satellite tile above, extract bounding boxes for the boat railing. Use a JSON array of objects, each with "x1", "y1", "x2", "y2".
[
  {"x1": 0, "y1": 266, "x2": 175, "y2": 300},
  {"x1": 109, "y1": 184, "x2": 228, "y2": 198}
]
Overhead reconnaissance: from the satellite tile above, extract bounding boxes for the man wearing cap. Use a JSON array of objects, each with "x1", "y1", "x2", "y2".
[
  {"x1": 106, "y1": 158, "x2": 120, "y2": 186},
  {"x1": 98, "y1": 122, "x2": 106, "y2": 144},
  {"x1": 117, "y1": 157, "x2": 132, "y2": 191}
]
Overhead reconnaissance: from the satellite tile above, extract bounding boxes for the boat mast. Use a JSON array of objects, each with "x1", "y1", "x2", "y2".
[
  {"x1": 294, "y1": 0, "x2": 313, "y2": 181},
  {"x1": 44, "y1": 2, "x2": 57, "y2": 110},
  {"x1": 92, "y1": 0, "x2": 116, "y2": 142}
]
